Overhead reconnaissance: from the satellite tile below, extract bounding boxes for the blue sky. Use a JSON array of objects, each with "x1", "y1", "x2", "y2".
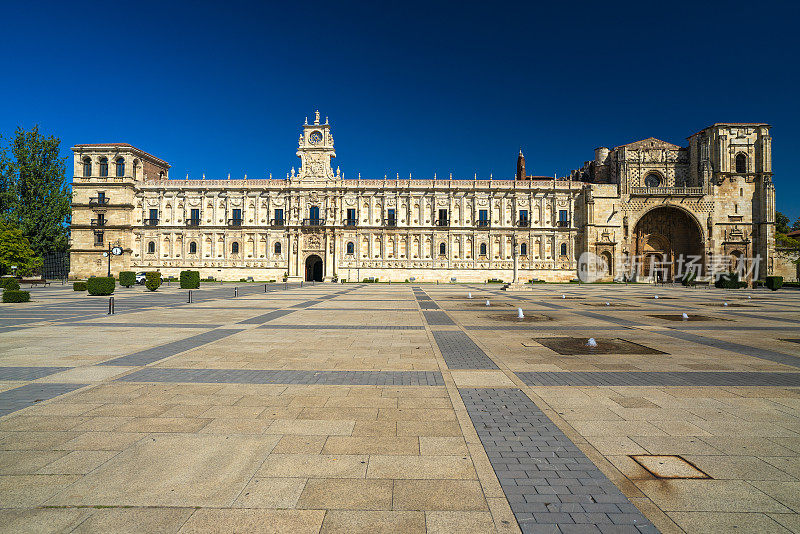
[{"x1": 2, "y1": 1, "x2": 798, "y2": 219}]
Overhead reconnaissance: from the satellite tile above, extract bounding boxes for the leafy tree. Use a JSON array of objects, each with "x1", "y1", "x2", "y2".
[
  {"x1": 0, "y1": 126, "x2": 71, "y2": 256},
  {"x1": 775, "y1": 211, "x2": 791, "y2": 234},
  {"x1": 0, "y1": 221, "x2": 42, "y2": 276},
  {"x1": 792, "y1": 216, "x2": 800, "y2": 231}
]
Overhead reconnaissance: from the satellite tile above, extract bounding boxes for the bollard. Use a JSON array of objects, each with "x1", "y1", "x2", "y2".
[
  {"x1": 234, "y1": 287, "x2": 238, "y2": 298},
  {"x1": 188, "y1": 290, "x2": 192, "y2": 303},
  {"x1": 285, "y1": 282, "x2": 288, "y2": 290},
  {"x1": 264, "y1": 284, "x2": 267, "y2": 293},
  {"x1": 300, "y1": 281, "x2": 303, "y2": 288},
  {"x1": 108, "y1": 296, "x2": 114, "y2": 315}
]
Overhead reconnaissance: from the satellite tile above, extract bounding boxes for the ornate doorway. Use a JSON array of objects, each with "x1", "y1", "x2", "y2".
[
  {"x1": 633, "y1": 207, "x2": 703, "y2": 281},
  {"x1": 305, "y1": 254, "x2": 323, "y2": 282}
]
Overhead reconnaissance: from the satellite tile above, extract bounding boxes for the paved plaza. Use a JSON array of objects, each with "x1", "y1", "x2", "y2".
[{"x1": 0, "y1": 282, "x2": 799, "y2": 533}]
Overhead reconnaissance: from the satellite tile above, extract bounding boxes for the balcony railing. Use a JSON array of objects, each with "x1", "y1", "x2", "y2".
[
  {"x1": 185, "y1": 218, "x2": 201, "y2": 226},
  {"x1": 630, "y1": 186, "x2": 705, "y2": 197},
  {"x1": 384, "y1": 218, "x2": 397, "y2": 227},
  {"x1": 517, "y1": 219, "x2": 530, "y2": 227},
  {"x1": 89, "y1": 197, "x2": 109, "y2": 207},
  {"x1": 302, "y1": 218, "x2": 325, "y2": 226},
  {"x1": 435, "y1": 219, "x2": 449, "y2": 227},
  {"x1": 557, "y1": 220, "x2": 571, "y2": 228},
  {"x1": 90, "y1": 219, "x2": 106, "y2": 227},
  {"x1": 227, "y1": 218, "x2": 243, "y2": 227},
  {"x1": 476, "y1": 220, "x2": 491, "y2": 228},
  {"x1": 270, "y1": 218, "x2": 285, "y2": 226},
  {"x1": 143, "y1": 218, "x2": 159, "y2": 226},
  {"x1": 344, "y1": 218, "x2": 357, "y2": 227}
]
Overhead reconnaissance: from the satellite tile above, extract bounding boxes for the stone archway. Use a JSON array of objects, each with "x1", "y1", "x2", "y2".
[
  {"x1": 305, "y1": 254, "x2": 323, "y2": 282},
  {"x1": 633, "y1": 206, "x2": 703, "y2": 281}
]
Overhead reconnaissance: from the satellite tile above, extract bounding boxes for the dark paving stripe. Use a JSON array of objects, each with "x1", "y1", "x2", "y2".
[
  {"x1": 238, "y1": 309, "x2": 296, "y2": 325},
  {"x1": 258, "y1": 324, "x2": 424, "y2": 330},
  {"x1": 432, "y1": 330, "x2": 498, "y2": 369},
  {"x1": 69, "y1": 323, "x2": 222, "y2": 329},
  {"x1": 291, "y1": 300, "x2": 325, "y2": 308},
  {"x1": 517, "y1": 371, "x2": 800, "y2": 387},
  {"x1": 422, "y1": 311, "x2": 456, "y2": 326},
  {"x1": 99, "y1": 328, "x2": 242, "y2": 366},
  {"x1": 460, "y1": 388, "x2": 658, "y2": 534},
  {"x1": 465, "y1": 325, "x2": 625, "y2": 331},
  {"x1": 118, "y1": 368, "x2": 444, "y2": 386},
  {"x1": 0, "y1": 383, "x2": 88, "y2": 417},
  {"x1": 418, "y1": 301, "x2": 440, "y2": 310},
  {"x1": 0, "y1": 367, "x2": 72, "y2": 380}
]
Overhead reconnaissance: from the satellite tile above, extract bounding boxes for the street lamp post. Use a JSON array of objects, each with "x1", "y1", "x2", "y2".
[{"x1": 103, "y1": 243, "x2": 124, "y2": 277}]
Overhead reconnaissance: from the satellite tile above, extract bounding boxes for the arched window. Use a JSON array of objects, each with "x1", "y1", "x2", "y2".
[
  {"x1": 189, "y1": 242, "x2": 197, "y2": 254},
  {"x1": 735, "y1": 153, "x2": 747, "y2": 174},
  {"x1": 147, "y1": 241, "x2": 155, "y2": 254},
  {"x1": 83, "y1": 157, "x2": 92, "y2": 177},
  {"x1": 520, "y1": 243, "x2": 528, "y2": 256},
  {"x1": 99, "y1": 157, "x2": 108, "y2": 177},
  {"x1": 479, "y1": 243, "x2": 487, "y2": 256},
  {"x1": 231, "y1": 242, "x2": 239, "y2": 254},
  {"x1": 643, "y1": 172, "x2": 661, "y2": 188},
  {"x1": 439, "y1": 243, "x2": 446, "y2": 256},
  {"x1": 560, "y1": 243, "x2": 568, "y2": 256},
  {"x1": 346, "y1": 241, "x2": 354, "y2": 254},
  {"x1": 274, "y1": 242, "x2": 281, "y2": 255},
  {"x1": 115, "y1": 157, "x2": 125, "y2": 177}
]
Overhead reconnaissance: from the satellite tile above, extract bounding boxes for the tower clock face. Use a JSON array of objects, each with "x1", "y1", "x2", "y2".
[{"x1": 309, "y1": 132, "x2": 322, "y2": 145}]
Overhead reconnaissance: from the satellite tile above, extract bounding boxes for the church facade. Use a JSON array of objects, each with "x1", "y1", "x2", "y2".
[{"x1": 69, "y1": 113, "x2": 776, "y2": 283}]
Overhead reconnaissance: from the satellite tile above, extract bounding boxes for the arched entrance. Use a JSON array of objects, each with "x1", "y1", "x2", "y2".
[
  {"x1": 633, "y1": 206, "x2": 703, "y2": 281},
  {"x1": 305, "y1": 254, "x2": 323, "y2": 282}
]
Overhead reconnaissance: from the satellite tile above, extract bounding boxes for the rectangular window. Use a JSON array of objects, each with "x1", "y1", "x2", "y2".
[
  {"x1": 346, "y1": 208, "x2": 356, "y2": 226},
  {"x1": 559, "y1": 210, "x2": 568, "y2": 221},
  {"x1": 97, "y1": 191, "x2": 106, "y2": 202},
  {"x1": 94, "y1": 231, "x2": 103, "y2": 245},
  {"x1": 274, "y1": 208, "x2": 284, "y2": 225},
  {"x1": 478, "y1": 209, "x2": 489, "y2": 226},
  {"x1": 148, "y1": 208, "x2": 158, "y2": 226},
  {"x1": 438, "y1": 209, "x2": 448, "y2": 226},
  {"x1": 519, "y1": 209, "x2": 529, "y2": 226},
  {"x1": 387, "y1": 208, "x2": 396, "y2": 226},
  {"x1": 97, "y1": 213, "x2": 105, "y2": 225},
  {"x1": 309, "y1": 206, "x2": 320, "y2": 222}
]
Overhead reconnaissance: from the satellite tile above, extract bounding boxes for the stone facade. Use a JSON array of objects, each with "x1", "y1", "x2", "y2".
[{"x1": 69, "y1": 115, "x2": 775, "y2": 283}]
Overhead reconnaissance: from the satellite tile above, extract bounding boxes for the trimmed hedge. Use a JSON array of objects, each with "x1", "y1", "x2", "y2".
[
  {"x1": 2, "y1": 290, "x2": 30, "y2": 303},
  {"x1": 766, "y1": 276, "x2": 784, "y2": 291},
  {"x1": 87, "y1": 276, "x2": 115, "y2": 296},
  {"x1": 145, "y1": 271, "x2": 162, "y2": 292},
  {"x1": 0, "y1": 278, "x2": 20, "y2": 291},
  {"x1": 180, "y1": 270, "x2": 200, "y2": 289},
  {"x1": 715, "y1": 272, "x2": 747, "y2": 289},
  {"x1": 119, "y1": 271, "x2": 136, "y2": 287},
  {"x1": 680, "y1": 271, "x2": 697, "y2": 287},
  {"x1": 73, "y1": 281, "x2": 87, "y2": 291}
]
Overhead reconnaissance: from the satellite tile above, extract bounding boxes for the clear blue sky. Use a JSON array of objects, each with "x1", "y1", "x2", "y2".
[{"x1": 2, "y1": 1, "x2": 798, "y2": 219}]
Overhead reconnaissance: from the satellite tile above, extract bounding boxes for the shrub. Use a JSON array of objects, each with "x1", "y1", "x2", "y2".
[
  {"x1": 715, "y1": 272, "x2": 746, "y2": 289},
  {"x1": 2, "y1": 290, "x2": 30, "y2": 303},
  {"x1": 119, "y1": 271, "x2": 136, "y2": 287},
  {"x1": 680, "y1": 271, "x2": 697, "y2": 287},
  {"x1": 0, "y1": 278, "x2": 20, "y2": 291},
  {"x1": 766, "y1": 276, "x2": 783, "y2": 291},
  {"x1": 87, "y1": 276, "x2": 115, "y2": 296},
  {"x1": 180, "y1": 270, "x2": 200, "y2": 289},
  {"x1": 486, "y1": 278, "x2": 504, "y2": 284},
  {"x1": 145, "y1": 271, "x2": 162, "y2": 291},
  {"x1": 73, "y1": 281, "x2": 87, "y2": 291}
]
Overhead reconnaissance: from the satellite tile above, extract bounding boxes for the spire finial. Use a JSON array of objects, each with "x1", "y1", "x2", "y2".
[{"x1": 314, "y1": 110, "x2": 320, "y2": 125}]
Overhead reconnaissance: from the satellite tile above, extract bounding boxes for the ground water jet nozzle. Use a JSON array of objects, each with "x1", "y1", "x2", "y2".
[{"x1": 586, "y1": 337, "x2": 598, "y2": 348}]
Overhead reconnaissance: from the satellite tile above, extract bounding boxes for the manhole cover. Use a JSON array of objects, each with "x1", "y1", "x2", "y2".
[
  {"x1": 648, "y1": 314, "x2": 723, "y2": 322},
  {"x1": 630, "y1": 455, "x2": 710, "y2": 479},
  {"x1": 532, "y1": 337, "x2": 665, "y2": 355},
  {"x1": 485, "y1": 313, "x2": 552, "y2": 323}
]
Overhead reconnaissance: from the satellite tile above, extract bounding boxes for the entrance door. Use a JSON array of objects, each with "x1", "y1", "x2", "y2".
[{"x1": 305, "y1": 254, "x2": 323, "y2": 282}]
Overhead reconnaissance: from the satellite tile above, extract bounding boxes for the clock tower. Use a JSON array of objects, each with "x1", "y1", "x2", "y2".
[{"x1": 296, "y1": 110, "x2": 336, "y2": 180}]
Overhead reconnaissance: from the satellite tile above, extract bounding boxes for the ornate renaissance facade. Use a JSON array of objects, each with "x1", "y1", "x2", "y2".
[{"x1": 69, "y1": 113, "x2": 776, "y2": 283}]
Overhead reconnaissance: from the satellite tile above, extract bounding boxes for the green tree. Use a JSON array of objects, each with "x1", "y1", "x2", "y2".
[
  {"x1": 0, "y1": 221, "x2": 42, "y2": 276},
  {"x1": 0, "y1": 126, "x2": 71, "y2": 256},
  {"x1": 775, "y1": 211, "x2": 791, "y2": 234},
  {"x1": 792, "y1": 216, "x2": 800, "y2": 231}
]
